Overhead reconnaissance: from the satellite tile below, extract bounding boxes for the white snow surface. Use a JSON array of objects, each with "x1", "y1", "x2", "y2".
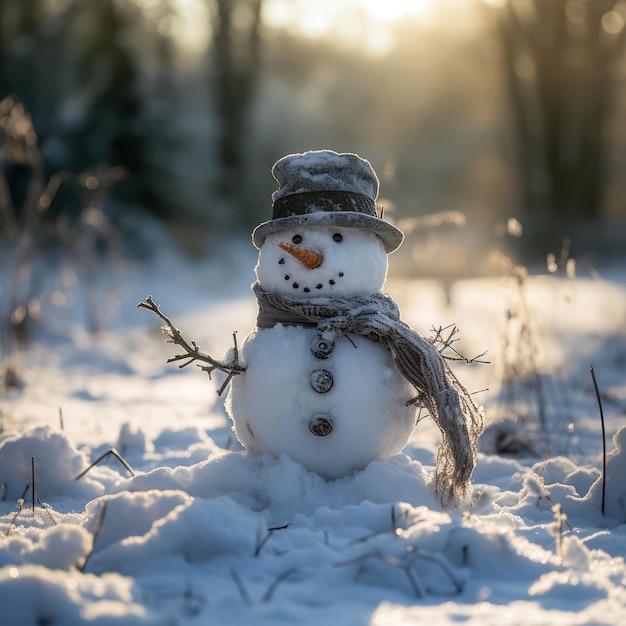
[
  {"x1": 2, "y1": 244, "x2": 626, "y2": 626},
  {"x1": 228, "y1": 324, "x2": 416, "y2": 478}
]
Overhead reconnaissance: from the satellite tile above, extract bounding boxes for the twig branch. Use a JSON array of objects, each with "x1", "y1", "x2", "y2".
[
  {"x1": 7, "y1": 499, "x2": 24, "y2": 536},
  {"x1": 431, "y1": 324, "x2": 490, "y2": 364},
  {"x1": 336, "y1": 550, "x2": 425, "y2": 598},
  {"x1": 351, "y1": 505, "x2": 402, "y2": 545},
  {"x1": 74, "y1": 448, "x2": 135, "y2": 481},
  {"x1": 6, "y1": 484, "x2": 29, "y2": 536},
  {"x1": 590, "y1": 365, "x2": 607, "y2": 516},
  {"x1": 230, "y1": 569, "x2": 252, "y2": 606},
  {"x1": 31, "y1": 457, "x2": 35, "y2": 515},
  {"x1": 37, "y1": 496, "x2": 58, "y2": 525},
  {"x1": 77, "y1": 502, "x2": 107, "y2": 573},
  {"x1": 408, "y1": 549, "x2": 464, "y2": 595},
  {"x1": 137, "y1": 296, "x2": 246, "y2": 395},
  {"x1": 262, "y1": 568, "x2": 297, "y2": 603},
  {"x1": 254, "y1": 524, "x2": 290, "y2": 557}
]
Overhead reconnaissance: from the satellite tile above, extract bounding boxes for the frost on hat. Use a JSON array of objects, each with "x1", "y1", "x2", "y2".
[
  {"x1": 271, "y1": 150, "x2": 379, "y2": 205},
  {"x1": 252, "y1": 149, "x2": 404, "y2": 253}
]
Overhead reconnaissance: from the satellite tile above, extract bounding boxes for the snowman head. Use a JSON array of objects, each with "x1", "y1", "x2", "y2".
[{"x1": 255, "y1": 224, "x2": 388, "y2": 297}]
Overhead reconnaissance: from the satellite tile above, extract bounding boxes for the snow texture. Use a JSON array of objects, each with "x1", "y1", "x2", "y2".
[
  {"x1": 271, "y1": 149, "x2": 379, "y2": 203},
  {"x1": 2, "y1": 245, "x2": 626, "y2": 625}
]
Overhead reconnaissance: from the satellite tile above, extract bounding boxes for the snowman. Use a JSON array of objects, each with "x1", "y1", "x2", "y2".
[{"x1": 141, "y1": 150, "x2": 483, "y2": 507}]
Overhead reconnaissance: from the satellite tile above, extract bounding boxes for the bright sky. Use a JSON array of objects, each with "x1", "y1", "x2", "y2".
[{"x1": 164, "y1": 0, "x2": 456, "y2": 56}]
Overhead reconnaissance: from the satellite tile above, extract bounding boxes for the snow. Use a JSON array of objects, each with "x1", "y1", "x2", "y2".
[
  {"x1": 271, "y1": 150, "x2": 379, "y2": 202},
  {"x1": 228, "y1": 323, "x2": 416, "y2": 477},
  {"x1": 2, "y1": 240, "x2": 626, "y2": 625}
]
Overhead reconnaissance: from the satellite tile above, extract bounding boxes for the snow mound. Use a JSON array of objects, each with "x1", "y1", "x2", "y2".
[
  {"x1": 0, "y1": 565, "x2": 148, "y2": 626},
  {"x1": 113, "y1": 451, "x2": 436, "y2": 520},
  {"x1": 0, "y1": 427, "x2": 104, "y2": 502}
]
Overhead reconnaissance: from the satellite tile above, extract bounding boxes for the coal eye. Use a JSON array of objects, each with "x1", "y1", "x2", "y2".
[
  {"x1": 292, "y1": 234, "x2": 303, "y2": 244},
  {"x1": 333, "y1": 233, "x2": 343, "y2": 243}
]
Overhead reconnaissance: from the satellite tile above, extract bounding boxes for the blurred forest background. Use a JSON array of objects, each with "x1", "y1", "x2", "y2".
[{"x1": 1, "y1": 0, "x2": 626, "y2": 355}]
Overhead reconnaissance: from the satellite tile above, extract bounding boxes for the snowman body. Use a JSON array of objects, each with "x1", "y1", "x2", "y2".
[{"x1": 226, "y1": 225, "x2": 416, "y2": 478}]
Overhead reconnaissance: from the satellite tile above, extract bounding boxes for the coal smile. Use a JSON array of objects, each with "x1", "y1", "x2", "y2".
[{"x1": 279, "y1": 257, "x2": 345, "y2": 293}]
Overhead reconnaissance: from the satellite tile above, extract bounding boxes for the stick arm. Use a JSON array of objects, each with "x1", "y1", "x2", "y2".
[{"x1": 137, "y1": 295, "x2": 246, "y2": 395}]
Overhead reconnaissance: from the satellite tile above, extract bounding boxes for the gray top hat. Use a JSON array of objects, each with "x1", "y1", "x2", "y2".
[{"x1": 252, "y1": 150, "x2": 404, "y2": 253}]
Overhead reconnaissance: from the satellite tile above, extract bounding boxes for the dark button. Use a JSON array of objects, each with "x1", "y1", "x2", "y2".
[
  {"x1": 310, "y1": 369, "x2": 334, "y2": 393},
  {"x1": 311, "y1": 334, "x2": 334, "y2": 359},
  {"x1": 309, "y1": 414, "x2": 333, "y2": 437}
]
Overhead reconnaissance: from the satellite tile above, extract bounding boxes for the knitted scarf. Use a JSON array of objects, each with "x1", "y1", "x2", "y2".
[{"x1": 253, "y1": 281, "x2": 484, "y2": 508}]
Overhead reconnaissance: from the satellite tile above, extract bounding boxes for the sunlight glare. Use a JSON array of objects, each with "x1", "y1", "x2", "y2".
[
  {"x1": 359, "y1": 0, "x2": 434, "y2": 22},
  {"x1": 141, "y1": 0, "x2": 209, "y2": 54},
  {"x1": 165, "y1": 0, "x2": 463, "y2": 55},
  {"x1": 263, "y1": 0, "x2": 442, "y2": 55}
]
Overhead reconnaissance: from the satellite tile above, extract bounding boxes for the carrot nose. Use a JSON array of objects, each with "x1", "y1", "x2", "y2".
[{"x1": 278, "y1": 242, "x2": 324, "y2": 269}]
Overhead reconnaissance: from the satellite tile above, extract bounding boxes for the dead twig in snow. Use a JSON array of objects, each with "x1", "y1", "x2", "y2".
[
  {"x1": 335, "y1": 550, "x2": 425, "y2": 598},
  {"x1": 590, "y1": 365, "x2": 607, "y2": 516},
  {"x1": 230, "y1": 568, "x2": 252, "y2": 606},
  {"x1": 31, "y1": 457, "x2": 35, "y2": 515},
  {"x1": 262, "y1": 568, "x2": 298, "y2": 603},
  {"x1": 74, "y1": 448, "x2": 135, "y2": 480},
  {"x1": 351, "y1": 504, "x2": 405, "y2": 545},
  {"x1": 149, "y1": 585, "x2": 206, "y2": 617},
  {"x1": 406, "y1": 547, "x2": 464, "y2": 595},
  {"x1": 6, "y1": 484, "x2": 29, "y2": 536},
  {"x1": 541, "y1": 444, "x2": 555, "y2": 474},
  {"x1": 254, "y1": 524, "x2": 290, "y2": 557},
  {"x1": 76, "y1": 502, "x2": 107, "y2": 573},
  {"x1": 335, "y1": 542, "x2": 464, "y2": 599},
  {"x1": 37, "y1": 496, "x2": 58, "y2": 526}
]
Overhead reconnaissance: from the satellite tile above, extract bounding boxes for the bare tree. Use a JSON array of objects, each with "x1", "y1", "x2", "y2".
[
  {"x1": 493, "y1": 0, "x2": 626, "y2": 222},
  {"x1": 209, "y1": 0, "x2": 264, "y2": 226}
]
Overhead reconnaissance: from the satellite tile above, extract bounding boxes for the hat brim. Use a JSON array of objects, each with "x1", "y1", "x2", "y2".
[{"x1": 252, "y1": 211, "x2": 404, "y2": 253}]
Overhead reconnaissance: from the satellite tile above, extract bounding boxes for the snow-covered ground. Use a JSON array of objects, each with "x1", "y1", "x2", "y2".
[{"x1": 2, "y1": 242, "x2": 626, "y2": 625}]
